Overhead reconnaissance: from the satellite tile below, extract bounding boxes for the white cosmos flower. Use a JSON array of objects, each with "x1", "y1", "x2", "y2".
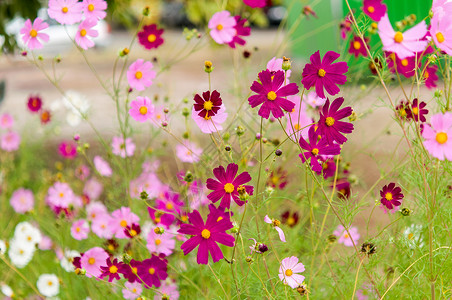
[
  {"x1": 60, "y1": 249, "x2": 80, "y2": 272},
  {"x1": 0, "y1": 283, "x2": 13, "y2": 297},
  {"x1": 37, "y1": 274, "x2": 60, "y2": 297},
  {"x1": 62, "y1": 90, "x2": 90, "y2": 127},
  {"x1": 404, "y1": 224, "x2": 424, "y2": 248},
  {"x1": 14, "y1": 222, "x2": 42, "y2": 246},
  {"x1": 8, "y1": 238, "x2": 35, "y2": 268},
  {"x1": 0, "y1": 239, "x2": 6, "y2": 255}
]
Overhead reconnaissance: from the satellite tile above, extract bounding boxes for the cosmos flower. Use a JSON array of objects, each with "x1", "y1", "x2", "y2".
[
  {"x1": 71, "y1": 219, "x2": 90, "y2": 240},
  {"x1": 349, "y1": 36, "x2": 369, "y2": 57},
  {"x1": 47, "y1": 0, "x2": 83, "y2": 25},
  {"x1": 286, "y1": 95, "x2": 312, "y2": 141},
  {"x1": 406, "y1": 98, "x2": 428, "y2": 122},
  {"x1": 100, "y1": 258, "x2": 124, "y2": 282},
  {"x1": 192, "y1": 104, "x2": 228, "y2": 134},
  {"x1": 430, "y1": 13, "x2": 452, "y2": 56},
  {"x1": 301, "y1": 51, "x2": 348, "y2": 99},
  {"x1": 267, "y1": 167, "x2": 288, "y2": 190},
  {"x1": 8, "y1": 238, "x2": 35, "y2": 268},
  {"x1": 36, "y1": 274, "x2": 60, "y2": 297},
  {"x1": 206, "y1": 163, "x2": 254, "y2": 209},
  {"x1": 281, "y1": 211, "x2": 299, "y2": 227},
  {"x1": 228, "y1": 16, "x2": 251, "y2": 48},
  {"x1": 20, "y1": 18, "x2": 49, "y2": 50},
  {"x1": 178, "y1": 207, "x2": 234, "y2": 264},
  {"x1": 208, "y1": 11, "x2": 237, "y2": 44},
  {"x1": 82, "y1": 0, "x2": 107, "y2": 20},
  {"x1": 129, "y1": 96, "x2": 155, "y2": 122},
  {"x1": 304, "y1": 90, "x2": 326, "y2": 108},
  {"x1": 386, "y1": 52, "x2": 417, "y2": 78},
  {"x1": 422, "y1": 112, "x2": 452, "y2": 160},
  {"x1": 175, "y1": 141, "x2": 202, "y2": 163},
  {"x1": 111, "y1": 136, "x2": 136, "y2": 158},
  {"x1": 317, "y1": 97, "x2": 354, "y2": 145},
  {"x1": 75, "y1": 18, "x2": 99, "y2": 50},
  {"x1": 1, "y1": 131, "x2": 21, "y2": 152},
  {"x1": 80, "y1": 247, "x2": 109, "y2": 278},
  {"x1": 46, "y1": 182, "x2": 75, "y2": 209},
  {"x1": 193, "y1": 90, "x2": 223, "y2": 119},
  {"x1": 378, "y1": 14, "x2": 428, "y2": 59},
  {"x1": 155, "y1": 281, "x2": 180, "y2": 300},
  {"x1": 91, "y1": 214, "x2": 114, "y2": 239},
  {"x1": 0, "y1": 113, "x2": 14, "y2": 128},
  {"x1": 249, "y1": 69, "x2": 299, "y2": 119},
  {"x1": 109, "y1": 207, "x2": 140, "y2": 239},
  {"x1": 362, "y1": 0, "x2": 387, "y2": 22},
  {"x1": 423, "y1": 65, "x2": 439, "y2": 89},
  {"x1": 333, "y1": 225, "x2": 360, "y2": 247},
  {"x1": 137, "y1": 255, "x2": 168, "y2": 288},
  {"x1": 122, "y1": 281, "x2": 143, "y2": 300},
  {"x1": 10, "y1": 188, "x2": 34, "y2": 214},
  {"x1": 380, "y1": 183, "x2": 404, "y2": 211},
  {"x1": 127, "y1": 59, "x2": 156, "y2": 91},
  {"x1": 138, "y1": 24, "x2": 165, "y2": 50},
  {"x1": 58, "y1": 141, "x2": 77, "y2": 159},
  {"x1": 146, "y1": 227, "x2": 176, "y2": 256},
  {"x1": 264, "y1": 215, "x2": 286, "y2": 242},
  {"x1": 83, "y1": 177, "x2": 104, "y2": 200},
  {"x1": 147, "y1": 191, "x2": 184, "y2": 228},
  {"x1": 278, "y1": 256, "x2": 305, "y2": 289},
  {"x1": 94, "y1": 156, "x2": 112, "y2": 177}
]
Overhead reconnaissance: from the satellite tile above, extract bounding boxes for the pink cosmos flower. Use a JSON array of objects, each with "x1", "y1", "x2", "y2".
[
  {"x1": 362, "y1": 0, "x2": 386, "y2": 22},
  {"x1": 154, "y1": 281, "x2": 180, "y2": 300},
  {"x1": 48, "y1": 0, "x2": 83, "y2": 25},
  {"x1": 138, "y1": 24, "x2": 165, "y2": 50},
  {"x1": 46, "y1": 182, "x2": 75, "y2": 208},
  {"x1": 378, "y1": 14, "x2": 428, "y2": 59},
  {"x1": 264, "y1": 215, "x2": 286, "y2": 242},
  {"x1": 424, "y1": 65, "x2": 439, "y2": 89},
  {"x1": 127, "y1": 59, "x2": 156, "y2": 91},
  {"x1": 82, "y1": 0, "x2": 107, "y2": 20},
  {"x1": 317, "y1": 97, "x2": 354, "y2": 145},
  {"x1": 75, "y1": 18, "x2": 99, "y2": 50},
  {"x1": 71, "y1": 219, "x2": 90, "y2": 240},
  {"x1": 301, "y1": 50, "x2": 348, "y2": 99},
  {"x1": 10, "y1": 188, "x2": 34, "y2": 214},
  {"x1": 111, "y1": 136, "x2": 136, "y2": 158},
  {"x1": 349, "y1": 36, "x2": 369, "y2": 58},
  {"x1": 304, "y1": 90, "x2": 326, "y2": 108},
  {"x1": 208, "y1": 11, "x2": 237, "y2": 44},
  {"x1": 249, "y1": 69, "x2": 299, "y2": 119},
  {"x1": 278, "y1": 256, "x2": 305, "y2": 289},
  {"x1": 334, "y1": 225, "x2": 360, "y2": 247},
  {"x1": 430, "y1": 14, "x2": 452, "y2": 56},
  {"x1": 0, "y1": 113, "x2": 14, "y2": 129},
  {"x1": 58, "y1": 141, "x2": 77, "y2": 159},
  {"x1": 228, "y1": 16, "x2": 251, "y2": 48},
  {"x1": 147, "y1": 191, "x2": 184, "y2": 228},
  {"x1": 130, "y1": 172, "x2": 164, "y2": 200},
  {"x1": 422, "y1": 112, "x2": 452, "y2": 160},
  {"x1": 432, "y1": 0, "x2": 452, "y2": 19},
  {"x1": 206, "y1": 163, "x2": 254, "y2": 209},
  {"x1": 176, "y1": 141, "x2": 202, "y2": 163},
  {"x1": 75, "y1": 164, "x2": 90, "y2": 181},
  {"x1": 86, "y1": 201, "x2": 108, "y2": 221},
  {"x1": 109, "y1": 207, "x2": 140, "y2": 239},
  {"x1": 123, "y1": 281, "x2": 143, "y2": 300},
  {"x1": 243, "y1": 0, "x2": 266, "y2": 8},
  {"x1": 20, "y1": 18, "x2": 49, "y2": 50},
  {"x1": 80, "y1": 247, "x2": 109, "y2": 278},
  {"x1": 91, "y1": 214, "x2": 114, "y2": 239},
  {"x1": 93, "y1": 156, "x2": 112, "y2": 177},
  {"x1": 146, "y1": 227, "x2": 176, "y2": 256},
  {"x1": 192, "y1": 104, "x2": 228, "y2": 134},
  {"x1": 178, "y1": 207, "x2": 235, "y2": 265},
  {"x1": 286, "y1": 95, "x2": 312, "y2": 141},
  {"x1": 83, "y1": 177, "x2": 103, "y2": 200},
  {"x1": 129, "y1": 96, "x2": 155, "y2": 122},
  {"x1": 38, "y1": 235, "x2": 53, "y2": 250},
  {"x1": 1, "y1": 131, "x2": 20, "y2": 152}
]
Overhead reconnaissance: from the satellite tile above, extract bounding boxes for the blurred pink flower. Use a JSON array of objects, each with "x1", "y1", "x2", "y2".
[
  {"x1": 75, "y1": 18, "x2": 98, "y2": 50},
  {"x1": 80, "y1": 247, "x2": 109, "y2": 278},
  {"x1": 192, "y1": 104, "x2": 227, "y2": 134},
  {"x1": 1, "y1": 131, "x2": 20, "y2": 152},
  {"x1": 0, "y1": 113, "x2": 14, "y2": 129},
  {"x1": 20, "y1": 18, "x2": 49, "y2": 50},
  {"x1": 267, "y1": 56, "x2": 291, "y2": 80},
  {"x1": 82, "y1": 0, "x2": 107, "y2": 20},
  {"x1": 10, "y1": 188, "x2": 34, "y2": 214},
  {"x1": 47, "y1": 182, "x2": 75, "y2": 208},
  {"x1": 93, "y1": 156, "x2": 112, "y2": 177},
  {"x1": 109, "y1": 207, "x2": 140, "y2": 239},
  {"x1": 208, "y1": 11, "x2": 237, "y2": 44},
  {"x1": 91, "y1": 213, "x2": 114, "y2": 239},
  {"x1": 422, "y1": 112, "x2": 452, "y2": 160},
  {"x1": 129, "y1": 96, "x2": 154, "y2": 122},
  {"x1": 127, "y1": 59, "x2": 156, "y2": 91},
  {"x1": 146, "y1": 227, "x2": 175, "y2": 256},
  {"x1": 304, "y1": 90, "x2": 326, "y2": 108},
  {"x1": 286, "y1": 94, "x2": 312, "y2": 141},
  {"x1": 48, "y1": 0, "x2": 83, "y2": 25},
  {"x1": 111, "y1": 136, "x2": 135, "y2": 158},
  {"x1": 334, "y1": 225, "x2": 360, "y2": 247},
  {"x1": 38, "y1": 235, "x2": 53, "y2": 250},
  {"x1": 58, "y1": 141, "x2": 77, "y2": 159},
  {"x1": 86, "y1": 201, "x2": 108, "y2": 222},
  {"x1": 83, "y1": 177, "x2": 103, "y2": 200},
  {"x1": 123, "y1": 281, "x2": 143, "y2": 300},
  {"x1": 430, "y1": 13, "x2": 452, "y2": 56},
  {"x1": 154, "y1": 281, "x2": 179, "y2": 300},
  {"x1": 71, "y1": 219, "x2": 90, "y2": 240},
  {"x1": 175, "y1": 141, "x2": 202, "y2": 163},
  {"x1": 75, "y1": 164, "x2": 90, "y2": 181}
]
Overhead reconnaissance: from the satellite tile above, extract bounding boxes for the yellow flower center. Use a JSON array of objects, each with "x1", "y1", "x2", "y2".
[
  {"x1": 311, "y1": 148, "x2": 319, "y2": 155},
  {"x1": 148, "y1": 34, "x2": 157, "y2": 43},
  {"x1": 120, "y1": 220, "x2": 128, "y2": 227},
  {"x1": 48, "y1": 281, "x2": 53, "y2": 286},
  {"x1": 166, "y1": 202, "x2": 174, "y2": 210},
  {"x1": 203, "y1": 100, "x2": 213, "y2": 110},
  {"x1": 267, "y1": 91, "x2": 277, "y2": 101},
  {"x1": 394, "y1": 32, "x2": 404, "y2": 43},
  {"x1": 353, "y1": 41, "x2": 361, "y2": 50},
  {"x1": 401, "y1": 59, "x2": 408, "y2": 67},
  {"x1": 135, "y1": 71, "x2": 143, "y2": 79},
  {"x1": 294, "y1": 123, "x2": 301, "y2": 130},
  {"x1": 80, "y1": 29, "x2": 87, "y2": 37},
  {"x1": 62, "y1": 7, "x2": 69, "y2": 13},
  {"x1": 216, "y1": 24, "x2": 223, "y2": 31},
  {"x1": 181, "y1": 215, "x2": 188, "y2": 222},
  {"x1": 271, "y1": 176, "x2": 279, "y2": 185},
  {"x1": 59, "y1": 192, "x2": 64, "y2": 198},
  {"x1": 148, "y1": 267, "x2": 155, "y2": 275},
  {"x1": 436, "y1": 32, "x2": 445, "y2": 43},
  {"x1": 367, "y1": 6, "x2": 375, "y2": 13},
  {"x1": 285, "y1": 269, "x2": 293, "y2": 276},
  {"x1": 201, "y1": 229, "x2": 211, "y2": 239},
  {"x1": 224, "y1": 183, "x2": 235, "y2": 193},
  {"x1": 325, "y1": 117, "x2": 335, "y2": 126},
  {"x1": 272, "y1": 219, "x2": 281, "y2": 227},
  {"x1": 318, "y1": 68, "x2": 326, "y2": 77},
  {"x1": 217, "y1": 216, "x2": 223, "y2": 222},
  {"x1": 154, "y1": 217, "x2": 161, "y2": 223},
  {"x1": 109, "y1": 265, "x2": 118, "y2": 273},
  {"x1": 412, "y1": 107, "x2": 419, "y2": 115},
  {"x1": 130, "y1": 229, "x2": 137, "y2": 236},
  {"x1": 344, "y1": 233, "x2": 349, "y2": 238},
  {"x1": 29, "y1": 29, "x2": 38, "y2": 38},
  {"x1": 155, "y1": 239, "x2": 162, "y2": 245},
  {"x1": 399, "y1": 108, "x2": 407, "y2": 117},
  {"x1": 132, "y1": 267, "x2": 138, "y2": 274},
  {"x1": 108, "y1": 244, "x2": 114, "y2": 251},
  {"x1": 88, "y1": 4, "x2": 95, "y2": 11},
  {"x1": 287, "y1": 217, "x2": 295, "y2": 225},
  {"x1": 385, "y1": 192, "x2": 393, "y2": 201},
  {"x1": 436, "y1": 132, "x2": 447, "y2": 144},
  {"x1": 76, "y1": 227, "x2": 81, "y2": 233},
  {"x1": 408, "y1": 233, "x2": 414, "y2": 240},
  {"x1": 139, "y1": 106, "x2": 148, "y2": 115},
  {"x1": 424, "y1": 71, "x2": 429, "y2": 79},
  {"x1": 88, "y1": 257, "x2": 95, "y2": 265}
]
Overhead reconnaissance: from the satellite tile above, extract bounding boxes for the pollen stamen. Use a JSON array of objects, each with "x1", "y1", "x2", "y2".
[
  {"x1": 325, "y1": 117, "x2": 335, "y2": 126},
  {"x1": 148, "y1": 34, "x2": 157, "y2": 43},
  {"x1": 267, "y1": 91, "x2": 277, "y2": 101},
  {"x1": 394, "y1": 32, "x2": 403, "y2": 43},
  {"x1": 224, "y1": 183, "x2": 235, "y2": 193},
  {"x1": 201, "y1": 229, "x2": 211, "y2": 239},
  {"x1": 436, "y1": 32, "x2": 445, "y2": 43},
  {"x1": 29, "y1": 29, "x2": 38, "y2": 38},
  {"x1": 436, "y1": 132, "x2": 447, "y2": 144},
  {"x1": 317, "y1": 68, "x2": 326, "y2": 77}
]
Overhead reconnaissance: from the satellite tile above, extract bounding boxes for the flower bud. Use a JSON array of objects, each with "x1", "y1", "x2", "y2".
[
  {"x1": 140, "y1": 191, "x2": 148, "y2": 200},
  {"x1": 75, "y1": 268, "x2": 86, "y2": 275},
  {"x1": 154, "y1": 227, "x2": 165, "y2": 234},
  {"x1": 235, "y1": 125, "x2": 245, "y2": 136},
  {"x1": 400, "y1": 207, "x2": 411, "y2": 216},
  {"x1": 282, "y1": 56, "x2": 291, "y2": 71},
  {"x1": 225, "y1": 145, "x2": 232, "y2": 152},
  {"x1": 182, "y1": 107, "x2": 189, "y2": 117},
  {"x1": 184, "y1": 171, "x2": 193, "y2": 183},
  {"x1": 245, "y1": 256, "x2": 254, "y2": 263},
  {"x1": 142, "y1": 6, "x2": 150, "y2": 16},
  {"x1": 120, "y1": 48, "x2": 129, "y2": 57},
  {"x1": 204, "y1": 61, "x2": 213, "y2": 73},
  {"x1": 275, "y1": 149, "x2": 282, "y2": 156},
  {"x1": 122, "y1": 253, "x2": 132, "y2": 264}
]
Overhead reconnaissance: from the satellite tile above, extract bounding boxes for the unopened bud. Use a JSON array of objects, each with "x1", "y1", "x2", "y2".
[
  {"x1": 184, "y1": 171, "x2": 193, "y2": 183},
  {"x1": 140, "y1": 191, "x2": 148, "y2": 200},
  {"x1": 204, "y1": 61, "x2": 213, "y2": 73},
  {"x1": 75, "y1": 268, "x2": 86, "y2": 275},
  {"x1": 400, "y1": 207, "x2": 411, "y2": 216},
  {"x1": 282, "y1": 56, "x2": 291, "y2": 71},
  {"x1": 142, "y1": 6, "x2": 150, "y2": 16},
  {"x1": 154, "y1": 227, "x2": 165, "y2": 234}
]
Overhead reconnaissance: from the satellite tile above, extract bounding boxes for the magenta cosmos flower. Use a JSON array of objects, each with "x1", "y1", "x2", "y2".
[
  {"x1": 178, "y1": 207, "x2": 234, "y2": 265},
  {"x1": 279, "y1": 256, "x2": 305, "y2": 289},
  {"x1": 138, "y1": 24, "x2": 164, "y2": 50},
  {"x1": 10, "y1": 188, "x2": 34, "y2": 214},
  {"x1": 378, "y1": 14, "x2": 428, "y2": 59},
  {"x1": 228, "y1": 16, "x2": 251, "y2": 48},
  {"x1": 299, "y1": 125, "x2": 341, "y2": 172},
  {"x1": 386, "y1": 52, "x2": 417, "y2": 78},
  {"x1": 243, "y1": 0, "x2": 266, "y2": 8},
  {"x1": 137, "y1": 255, "x2": 168, "y2": 288},
  {"x1": 264, "y1": 215, "x2": 286, "y2": 242},
  {"x1": 1, "y1": 131, "x2": 20, "y2": 152},
  {"x1": 127, "y1": 59, "x2": 156, "y2": 91},
  {"x1": 193, "y1": 90, "x2": 222, "y2": 118},
  {"x1": 129, "y1": 96, "x2": 154, "y2": 122},
  {"x1": 430, "y1": 14, "x2": 452, "y2": 56},
  {"x1": 317, "y1": 97, "x2": 354, "y2": 145},
  {"x1": 249, "y1": 69, "x2": 299, "y2": 119},
  {"x1": 348, "y1": 36, "x2": 368, "y2": 58},
  {"x1": 71, "y1": 219, "x2": 90, "y2": 240},
  {"x1": 100, "y1": 258, "x2": 124, "y2": 282},
  {"x1": 58, "y1": 141, "x2": 77, "y2": 159},
  {"x1": 48, "y1": 0, "x2": 83, "y2": 25},
  {"x1": 27, "y1": 95, "x2": 42, "y2": 112},
  {"x1": 82, "y1": 0, "x2": 107, "y2": 20},
  {"x1": 75, "y1": 18, "x2": 98, "y2": 50},
  {"x1": 301, "y1": 51, "x2": 348, "y2": 99},
  {"x1": 333, "y1": 225, "x2": 360, "y2": 247},
  {"x1": 422, "y1": 112, "x2": 452, "y2": 160},
  {"x1": 192, "y1": 104, "x2": 228, "y2": 134},
  {"x1": 424, "y1": 65, "x2": 439, "y2": 89},
  {"x1": 406, "y1": 98, "x2": 428, "y2": 122},
  {"x1": 380, "y1": 183, "x2": 404, "y2": 211},
  {"x1": 80, "y1": 247, "x2": 109, "y2": 278},
  {"x1": 206, "y1": 163, "x2": 253, "y2": 209},
  {"x1": 362, "y1": 0, "x2": 386, "y2": 22},
  {"x1": 112, "y1": 136, "x2": 135, "y2": 158},
  {"x1": 93, "y1": 155, "x2": 112, "y2": 177},
  {"x1": 208, "y1": 11, "x2": 237, "y2": 44},
  {"x1": 20, "y1": 18, "x2": 49, "y2": 50}
]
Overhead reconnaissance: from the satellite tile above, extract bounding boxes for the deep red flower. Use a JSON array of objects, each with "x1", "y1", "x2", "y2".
[
  {"x1": 267, "y1": 167, "x2": 288, "y2": 190},
  {"x1": 206, "y1": 163, "x2": 253, "y2": 209},
  {"x1": 333, "y1": 178, "x2": 351, "y2": 200},
  {"x1": 317, "y1": 158, "x2": 336, "y2": 179},
  {"x1": 137, "y1": 255, "x2": 168, "y2": 288},
  {"x1": 424, "y1": 65, "x2": 439, "y2": 89},
  {"x1": 317, "y1": 97, "x2": 354, "y2": 145},
  {"x1": 124, "y1": 223, "x2": 141, "y2": 239},
  {"x1": 120, "y1": 259, "x2": 142, "y2": 283},
  {"x1": 349, "y1": 36, "x2": 369, "y2": 58},
  {"x1": 27, "y1": 95, "x2": 42, "y2": 112},
  {"x1": 100, "y1": 258, "x2": 124, "y2": 282},
  {"x1": 301, "y1": 51, "x2": 348, "y2": 99},
  {"x1": 138, "y1": 24, "x2": 164, "y2": 50},
  {"x1": 281, "y1": 211, "x2": 299, "y2": 227},
  {"x1": 249, "y1": 69, "x2": 299, "y2": 119},
  {"x1": 193, "y1": 90, "x2": 222, "y2": 119},
  {"x1": 380, "y1": 183, "x2": 404, "y2": 210},
  {"x1": 228, "y1": 16, "x2": 251, "y2": 48},
  {"x1": 406, "y1": 98, "x2": 428, "y2": 122},
  {"x1": 395, "y1": 100, "x2": 410, "y2": 119}
]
